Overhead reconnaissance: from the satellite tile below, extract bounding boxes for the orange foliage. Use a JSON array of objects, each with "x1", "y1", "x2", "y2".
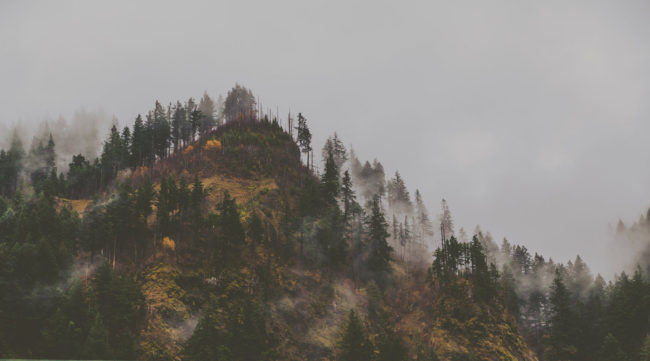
[
  {"x1": 182, "y1": 145, "x2": 194, "y2": 155},
  {"x1": 203, "y1": 139, "x2": 222, "y2": 151},
  {"x1": 162, "y1": 237, "x2": 175, "y2": 252}
]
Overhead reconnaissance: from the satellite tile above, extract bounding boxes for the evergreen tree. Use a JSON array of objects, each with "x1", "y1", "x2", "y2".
[
  {"x1": 545, "y1": 269, "x2": 578, "y2": 361},
  {"x1": 215, "y1": 94, "x2": 225, "y2": 126},
  {"x1": 469, "y1": 236, "x2": 493, "y2": 301},
  {"x1": 182, "y1": 284, "x2": 274, "y2": 361},
  {"x1": 0, "y1": 129, "x2": 24, "y2": 196},
  {"x1": 295, "y1": 113, "x2": 312, "y2": 169},
  {"x1": 366, "y1": 195, "x2": 392, "y2": 277},
  {"x1": 171, "y1": 101, "x2": 185, "y2": 152},
  {"x1": 387, "y1": 171, "x2": 412, "y2": 215},
  {"x1": 156, "y1": 176, "x2": 174, "y2": 237},
  {"x1": 29, "y1": 133, "x2": 57, "y2": 191},
  {"x1": 152, "y1": 101, "x2": 171, "y2": 160},
  {"x1": 100, "y1": 125, "x2": 126, "y2": 184},
  {"x1": 224, "y1": 84, "x2": 257, "y2": 122},
  {"x1": 247, "y1": 212, "x2": 264, "y2": 246},
  {"x1": 84, "y1": 313, "x2": 110, "y2": 359},
  {"x1": 198, "y1": 91, "x2": 217, "y2": 136},
  {"x1": 186, "y1": 97, "x2": 201, "y2": 142},
  {"x1": 45, "y1": 133, "x2": 56, "y2": 170},
  {"x1": 439, "y1": 198, "x2": 454, "y2": 242},
  {"x1": 337, "y1": 310, "x2": 373, "y2": 361},
  {"x1": 316, "y1": 205, "x2": 347, "y2": 268},
  {"x1": 133, "y1": 176, "x2": 154, "y2": 259},
  {"x1": 321, "y1": 149, "x2": 340, "y2": 205},
  {"x1": 376, "y1": 322, "x2": 407, "y2": 361},
  {"x1": 598, "y1": 333, "x2": 628, "y2": 361},
  {"x1": 321, "y1": 132, "x2": 347, "y2": 171},
  {"x1": 91, "y1": 262, "x2": 144, "y2": 359},
  {"x1": 190, "y1": 175, "x2": 206, "y2": 221},
  {"x1": 341, "y1": 170, "x2": 360, "y2": 222},
  {"x1": 216, "y1": 191, "x2": 245, "y2": 266},
  {"x1": 500, "y1": 265, "x2": 520, "y2": 316},
  {"x1": 414, "y1": 189, "x2": 434, "y2": 244},
  {"x1": 121, "y1": 126, "x2": 131, "y2": 167},
  {"x1": 130, "y1": 114, "x2": 147, "y2": 167}
]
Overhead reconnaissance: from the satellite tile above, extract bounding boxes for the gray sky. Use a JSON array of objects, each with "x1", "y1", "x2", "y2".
[{"x1": 2, "y1": 0, "x2": 650, "y2": 277}]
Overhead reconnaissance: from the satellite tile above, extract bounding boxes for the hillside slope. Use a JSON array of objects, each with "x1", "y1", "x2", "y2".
[
  {"x1": 1, "y1": 118, "x2": 536, "y2": 361},
  {"x1": 123, "y1": 119, "x2": 537, "y2": 360}
]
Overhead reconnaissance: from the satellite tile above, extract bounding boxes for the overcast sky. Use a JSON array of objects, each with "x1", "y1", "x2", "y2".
[{"x1": 2, "y1": 0, "x2": 650, "y2": 277}]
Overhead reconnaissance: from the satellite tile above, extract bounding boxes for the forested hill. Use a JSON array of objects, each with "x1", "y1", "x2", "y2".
[{"x1": 1, "y1": 86, "x2": 649, "y2": 361}]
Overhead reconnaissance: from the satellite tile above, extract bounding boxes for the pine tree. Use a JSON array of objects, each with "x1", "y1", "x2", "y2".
[
  {"x1": 135, "y1": 176, "x2": 155, "y2": 223},
  {"x1": 337, "y1": 310, "x2": 373, "y2": 361},
  {"x1": 157, "y1": 176, "x2": 172, "y2": 237},
  {"x1": 545, "y1": 269, "x2": 577, "y2": 361},
  {"x1": 152, "y1": 101, "x2": 171, "y2": 160},
  {"x1": 217, "y1": 191, "x2": 245, "y2": 266},
  {"x1": 376, "y1": 320, "x2": 407, "y2": 361},
  {"x1": 190, "y1": 175, "x2": 206, "y2": 221},
  {"x1": 100, "y1": 124, "x2": 125, "y2": 183},
  {"x1": 182, "y1": 284, "x2": 273, "y2": 361},
  {"x1": 171, "y1": 101, "x2": 185, "y2": 152},
  {"x1": 120, "y1": 126, "x2": 131, "y2": 167},
  {"x1": 186, "y1": 97, "x2": 199, "y2": 141},
  {"x1": 215, "y1": 94, "x2": 225, "y2": 126},
  {"x1": 29, "y1": 133, "x2": 57, "y2": 191},
  {"x1": 439, "y1": 199, "x2": 454, "y2": 242},
  {"x1": 316, "y1": 205, "x2": 347, "y2": 268},
  {"x1": 598, "y1": 333, "x2": 628, "y2": 361},
  {"x1": 321, "y1": 149, "x2": 340, "y2": 205},
  {"x1": 0, "y1": 129, "x2": 24, "y2": 195},
  {"x1": 247, "y1": 212, "x2": 264, "y2": 246},
  {"x1": 501, "y1": 265, "x2": 520, "y2": 315},
  {"x1": 387, "y1": 171, "x2": 412, "y2": 214},
  {"x1": 45, "y1": 133, "x2": 56, "y2": 170},
  {"x1": 414, "y1": 189, "x2": 434, "y2": 244},
  {"x1": 367, "y1": 195, "x2": 392, "y2": 277},
  {"x1": 469, "y1": 236, "x2": 493, "y2": 301},
  {"x1": 341, "y1": 170, "x2": 360, "y2": 222},
  {"x1": 198, "y1": 91, "x2": 216, "y2": 136},
  {"x1": 130, "y1": 114, "x2": 146, "y2": 167},
  {"x1": 83, "y1": 313, "x2": 110, "y2": 359},
  {"x1": 321, "y1": 132, "x2": 348, "y2": 171},
  {"x1": 224, "y1": 84, "x2": 257, "y2": 122},
  {"x1": 295, "y1": 113, "x2": 312, "y2": 169}
]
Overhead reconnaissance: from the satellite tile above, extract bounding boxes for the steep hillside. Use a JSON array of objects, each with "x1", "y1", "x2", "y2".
[
  {"x1": 0, "y1": 117, "x2": 536, "y2": 361},
  {"x1": 119, "y1": 119, "x2": 537, "y2": 360}
]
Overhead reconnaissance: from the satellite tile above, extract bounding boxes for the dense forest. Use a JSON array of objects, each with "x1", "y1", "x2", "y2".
[{"x1": 1, "y1": 85, "x2": 650, "y2": 361}]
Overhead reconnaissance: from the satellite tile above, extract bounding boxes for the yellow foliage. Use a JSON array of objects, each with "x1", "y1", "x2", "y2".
[
  {"x1": 203, "y1": 139, "x2": 222, "y2": 151},
  {"x1": 139, "y1": 263, "x2": 189, "y2": 361},
  {"x1": 182, "y1": 145, "x2": 194, "y2": 155},
  {"x1": 162, "y1": 237, "x2": 175, "y2": 252}
]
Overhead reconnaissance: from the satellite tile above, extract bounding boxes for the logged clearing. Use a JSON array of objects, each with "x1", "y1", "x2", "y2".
[
  {"x1": 201, "y1": 174, "x2": 277, "y2": 205},
  {"x1": 58, "y1": 198, "x2": 92, "y2": 215}
]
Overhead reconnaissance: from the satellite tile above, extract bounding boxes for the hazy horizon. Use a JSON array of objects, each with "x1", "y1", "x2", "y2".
[{"x1": 2, "y1": 0, "x2": 650, "y2": 277}]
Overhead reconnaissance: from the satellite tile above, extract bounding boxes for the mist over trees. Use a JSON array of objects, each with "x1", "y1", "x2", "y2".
[
  {"x1": 3, "y1": 85, "x2": 650, "y2": 360},
  {"x1": 223, "y1": 83, "x2": 256, "y2": 122}
]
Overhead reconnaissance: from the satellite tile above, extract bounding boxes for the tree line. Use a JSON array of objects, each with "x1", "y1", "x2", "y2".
[{"x1": 0, "y1": 85, "x2": 259, "y2": 200}]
